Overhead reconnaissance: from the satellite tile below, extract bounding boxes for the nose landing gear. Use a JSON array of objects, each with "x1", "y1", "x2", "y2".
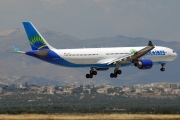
[{"x1": 160, "y1": 63, "x2": 165, "y2": 72}]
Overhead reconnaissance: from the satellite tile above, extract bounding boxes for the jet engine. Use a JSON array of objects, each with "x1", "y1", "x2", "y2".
[{"x1": 134, "y1": 59, "x2": 153, "y2": 69}]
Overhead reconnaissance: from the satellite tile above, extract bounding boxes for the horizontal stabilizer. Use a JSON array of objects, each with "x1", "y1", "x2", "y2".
[
  {"x1": 34, "y1": 49, "x2": 50, "y2": 57},
  {"x1": 25, "y1": 49, "x2": 50, "y2": 58}
]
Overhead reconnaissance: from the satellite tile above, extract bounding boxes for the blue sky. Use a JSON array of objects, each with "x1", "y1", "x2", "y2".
[{"x1": 0, "y1": 0, "x2": 180, "y2": 42}]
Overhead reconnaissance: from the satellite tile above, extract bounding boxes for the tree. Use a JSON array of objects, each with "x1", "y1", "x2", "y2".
[
  {"x1": 91, "y1": 88, "x2": 97, "y2": 94},
  {"x1": 107, "y1": 88, "x2": 114, "y2": 94}
]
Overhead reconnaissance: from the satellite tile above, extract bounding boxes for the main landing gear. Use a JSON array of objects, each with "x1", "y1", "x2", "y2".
[
  {"x1": 86, "y1": 68, "x2": 97, "y2": 79},
  {"x1": 110, "y1": 70, "x2": 122, "y2": 78},
  {"x1": 110, "y1": 62, "x2": 122, "y2": 78},
  {"x1": 160, "y1": 63, "x2": 165, "y2": 72}
]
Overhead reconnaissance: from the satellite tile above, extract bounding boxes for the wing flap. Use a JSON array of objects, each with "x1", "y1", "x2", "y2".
[
  {"x1": 107, "y1": 54, "x2": 132, "y2": 65},
  {"x1": 107, "y1": 41, "x2": 155, "y2": 65}
]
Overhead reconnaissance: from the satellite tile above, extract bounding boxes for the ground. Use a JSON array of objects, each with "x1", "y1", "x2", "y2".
[{"x1": 0, "y1": 114, "x2": 180, "y2": 120}]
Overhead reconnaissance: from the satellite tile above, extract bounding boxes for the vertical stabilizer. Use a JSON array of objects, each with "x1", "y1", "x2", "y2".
[{"x1": 23, "y1": 22, "x2": 55, "y2": 50}]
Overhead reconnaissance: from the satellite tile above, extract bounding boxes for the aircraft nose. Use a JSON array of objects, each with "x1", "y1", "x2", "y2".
[{"x1": 172, "y1": 52, "x2": 178, "y2": 60}]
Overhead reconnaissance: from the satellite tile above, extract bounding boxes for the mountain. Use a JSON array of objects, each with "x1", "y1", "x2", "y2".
[{"x1": 0, "y1": 29, "x2": 179, "y2": 86}]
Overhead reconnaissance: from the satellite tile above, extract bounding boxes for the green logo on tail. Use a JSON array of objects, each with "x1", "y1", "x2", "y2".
[
  {"x1": 29, "y1": 34, "x2": 46, "y2": 45},
  {"x1": 29, "y1": 34, "x2": 47, "y2": 50}
]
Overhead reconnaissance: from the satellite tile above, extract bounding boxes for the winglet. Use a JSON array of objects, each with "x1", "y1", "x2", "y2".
[
  {"x1": 13, "y1": 46, "x2": 19, "y2": 52},
  {"x1": 12, "y1": 46, "x2": 25, "y2": 54},
  {"x1": 148, "y1": 41, "x2": 153, "y2": 46}
]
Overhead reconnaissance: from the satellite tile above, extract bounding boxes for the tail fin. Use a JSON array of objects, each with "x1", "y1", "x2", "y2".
[{"x1": 22, "y1": 22, "x2": 55, "y2": 50}]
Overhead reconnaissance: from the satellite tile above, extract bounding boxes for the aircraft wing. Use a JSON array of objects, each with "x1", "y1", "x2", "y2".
[
  {"x1": 107, "y1": 41, "x2": 155, "y2": 65},
  {"x1": 34, "y1": 49, "x2": 50, "y2": 57}
]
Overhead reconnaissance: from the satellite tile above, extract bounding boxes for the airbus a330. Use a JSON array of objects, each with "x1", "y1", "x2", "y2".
[{"x1": 13, "y1": 22, "x2": 177, "y2": 78}]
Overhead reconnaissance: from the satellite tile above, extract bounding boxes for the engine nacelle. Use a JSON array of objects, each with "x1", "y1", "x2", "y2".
[{"x1": 134, "y1": 59, "x2": 153, "y2": 69}]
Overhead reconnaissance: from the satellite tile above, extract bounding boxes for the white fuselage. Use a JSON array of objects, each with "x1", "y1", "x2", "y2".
[{"x1": 52, "y1": 46, "x2": 177, "y2": 67}]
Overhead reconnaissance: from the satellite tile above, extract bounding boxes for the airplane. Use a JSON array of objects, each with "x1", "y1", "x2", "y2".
[{"x1": 13, "y1": 22, "x2": 177, "y2": 79}]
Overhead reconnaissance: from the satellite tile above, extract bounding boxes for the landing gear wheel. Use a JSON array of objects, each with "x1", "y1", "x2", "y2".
[
  {"x1": 93, "y1": 71, "x2": 97, "y2": 75},
  {"x1": 117, "y1": 70, "x2": 122, "y2": 75},
  {"x1": 86, "y1": 74, "x2": 90, "y2": 78},
  {"x1": 160, "y1": 63, "x2": 165, "y2": 72},
  {"x1": 110, "y1": 73, "x2": 118, "y2": 78},
  {"x1": 160, "y1": 68, "x2": 165, "y2": 71},
  {"x1": 110, "y1": 73, "x2": 114, "y2": 78},
  {"x1": 86, "y1": 74, "x2": 93, "y2": 78},
  {"x1": 89, "y1": 74, "x2": 93, "y2": 78},
  {"x1": 90, "y1": 70, "x2": 97, "y2": 75},
  {"x1": 114, "y1": 73, "x2": 117, "y2": 78}
]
